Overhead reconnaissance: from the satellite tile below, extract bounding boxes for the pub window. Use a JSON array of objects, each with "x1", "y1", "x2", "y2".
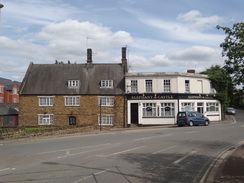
[
  {"x1": 143, "y1": 103, "x2": 156, "y2": 117},
  {"x1": 131, "y1": 80, "x2": 138, "y2": 93},
  {"x1": 181, "y1": 102, "x2": 194, "y2": 111},
  {"x1": 161, "y1": 103, "x2": 175, "y2": 117},
  {"x1": 185, "y1": 80, "x2": 190, "y2": 92},
  {"x1": 145, "y1": 80, "x2": 153, "y2": 93},
  {"x1": 206, "y1": 102, "x2": 219, "y2": 112},
  {"x1": 164, "y1": 79, "x2": 171, "y2": 92}
]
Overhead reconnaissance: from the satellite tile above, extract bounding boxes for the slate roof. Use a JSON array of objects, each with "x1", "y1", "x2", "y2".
[
  {"x1": 19, "y1": 62, "x2": 126, "y2": 95},
  {"x1": 0, "y1": 77, "x2": 14, "y2": 91},
  {"x1": 0, "y1": 103, "x2": 19, "y2": 115}
]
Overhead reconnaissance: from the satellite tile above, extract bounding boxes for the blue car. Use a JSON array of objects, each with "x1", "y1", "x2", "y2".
[{"x1": 177, "y1": 111, "x2": 210, "y2": 127}]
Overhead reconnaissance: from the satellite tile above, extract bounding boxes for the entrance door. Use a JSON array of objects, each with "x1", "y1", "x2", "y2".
[
  {"x1": 197, "y1": 103, "x2": 204, "y2": 114},
  {"x1": 131, "y1": 103, "x2": 139, "y2": 124}
]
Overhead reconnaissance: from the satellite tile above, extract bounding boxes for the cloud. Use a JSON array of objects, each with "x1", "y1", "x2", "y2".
[
  {"x1": 177, "y1": 10, "x2": 224, "y2": 30},
  {"x1": 167, "y1": 46, "x2": 218, "y2": 61}
]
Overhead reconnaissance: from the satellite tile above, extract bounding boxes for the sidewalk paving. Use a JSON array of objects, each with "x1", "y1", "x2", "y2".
[
  {"x1": 205, "y1": 142, "x2": 244, "y2": 183},
  {"x1": 203, "y1": 115, "x2": 244, "y2": 183}
]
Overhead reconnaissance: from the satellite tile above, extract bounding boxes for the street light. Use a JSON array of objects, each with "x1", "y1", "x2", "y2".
[{"x1": 0, "y1": 3, "x2": 4, "y2": 9}]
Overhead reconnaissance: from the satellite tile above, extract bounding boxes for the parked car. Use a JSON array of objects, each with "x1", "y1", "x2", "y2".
[
  {"x1": 176, "y1": 111, "x2": 210, "y2": 127},
  {"x1": 227, "y1": 107, "x2": 236, "y2": 115}
]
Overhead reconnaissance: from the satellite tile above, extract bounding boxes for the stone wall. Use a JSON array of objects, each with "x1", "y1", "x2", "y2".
[
  {"x1": 19, "y1": 95, "x2": 126, "y2": 127},
  {"x1": 0, "y1": 125, "x2": 95, "y2": 140}
]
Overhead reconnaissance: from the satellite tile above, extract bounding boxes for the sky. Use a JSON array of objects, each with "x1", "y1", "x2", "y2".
[{"x1": 0, "y1": 0, "x2": 243, "y2": 82}]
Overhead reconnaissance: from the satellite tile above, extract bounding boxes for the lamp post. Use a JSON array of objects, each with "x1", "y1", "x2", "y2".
[
  {"x1": 0, "y1": 4, "x2": 4, "y2": 9},
  {"x1": 99, "y1": 98, "x2": 102, "y2": 131}
]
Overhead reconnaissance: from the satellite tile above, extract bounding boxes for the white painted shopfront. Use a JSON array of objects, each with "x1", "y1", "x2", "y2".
[{"x1": 125, "y1": 71, "x2": 222, "y2": 126}]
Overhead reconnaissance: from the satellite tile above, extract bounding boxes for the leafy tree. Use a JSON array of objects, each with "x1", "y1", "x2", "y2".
[
  {"x1": 216, "y1": 23, "x2": 244, "y2": 87},
  {"x1": 201, "y1": 65, "x2": 233, "y2": 118}
]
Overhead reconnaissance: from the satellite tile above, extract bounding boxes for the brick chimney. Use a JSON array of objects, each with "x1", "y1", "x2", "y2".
[
  {"x1": 121, "y1": 47, "x2": 128, "y2": 73},
  {"x1": 87, "y1": 48, "x2": 92, "y2": 64},
  {"x1": 187, "y1": 69, "x2": 195, "y2": 73}
]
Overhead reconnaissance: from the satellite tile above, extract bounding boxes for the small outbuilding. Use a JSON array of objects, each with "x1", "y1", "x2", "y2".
[{"x1": 0, "y1": 103, "x2": 19, "y2": 127}]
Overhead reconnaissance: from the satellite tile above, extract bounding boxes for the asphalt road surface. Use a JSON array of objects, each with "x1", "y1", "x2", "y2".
[{"x1": 0, "y1": 110, "x2": 243, "y2": 183}]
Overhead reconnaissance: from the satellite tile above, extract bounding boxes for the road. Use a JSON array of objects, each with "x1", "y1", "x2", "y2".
[{"x1": 0, "y1": 110, "x2": 243, "y2": 183}]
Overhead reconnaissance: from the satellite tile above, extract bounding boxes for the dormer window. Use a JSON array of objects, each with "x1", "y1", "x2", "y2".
[
  {"x1": 101, "y1": 80, "x2": 113, "y2": 88},
  {"x1": 68, "y1": 80, "x2": 79, "y2": 88}
]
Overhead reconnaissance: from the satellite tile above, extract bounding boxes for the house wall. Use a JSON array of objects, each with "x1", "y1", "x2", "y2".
[
  {"x1": 0, "y1": 84, "x2": 3, "y2": 103},
  {"x1": 0, "y1": 83, "x2": 19, "y2": 103},
  {"x1": 125, "y1": 73, "x2": 221, "y2": 126},
  {"x1": 19, "y1": 95, "x2": 125, "y2": 127},
  {"x1": 125, "y1": 74, "x2": 213, "y2": 94}
]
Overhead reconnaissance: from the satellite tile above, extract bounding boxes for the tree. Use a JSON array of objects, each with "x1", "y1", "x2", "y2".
[
  {"x1": 216, "y1": 23, "x2": 244, "y2": 87},
  {"x1": 201, "y1": 65, "x2": 234, "y2": 118}
]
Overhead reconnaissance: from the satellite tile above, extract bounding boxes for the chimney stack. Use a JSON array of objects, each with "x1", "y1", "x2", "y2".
[
  {"x1": 87, "y1": 48, "x2": 92, "y2": 64},
  {"x1": 121, "y1": 47, "x2": 128, "y2": 73},
  {"x1": 187, "y1": 69, "x2": 195, "y2": 73}
]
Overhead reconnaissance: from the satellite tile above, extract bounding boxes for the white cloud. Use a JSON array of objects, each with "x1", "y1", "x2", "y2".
[
  {"x1": 177, "y1": 10, "x2": 224, "y2": 30},
  {"x1": 167, "y1": 46, "x2": 218, "y2": 61}
]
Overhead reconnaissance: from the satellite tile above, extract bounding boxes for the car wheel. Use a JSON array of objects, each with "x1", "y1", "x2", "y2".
[
  {"x1": 204, "y1": 120, "x2": 209, "y2": 126},
  {"x1": 189, "y1": 121, "x2": 193, "y2": 127}
]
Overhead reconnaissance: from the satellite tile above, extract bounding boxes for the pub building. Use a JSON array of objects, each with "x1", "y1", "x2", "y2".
[{"x1": 125, "y1": 70, "x2": 221, "y2": 126}]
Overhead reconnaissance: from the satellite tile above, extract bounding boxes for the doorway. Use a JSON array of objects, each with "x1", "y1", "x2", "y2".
[
  {"x1": 130, "y1": 103, "x2": 139, "y2": 124},
  {"x1": 197, "y1": 103, "x2": 204, "y2": 114}
]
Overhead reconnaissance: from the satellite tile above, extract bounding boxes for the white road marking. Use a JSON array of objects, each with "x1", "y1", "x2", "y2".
[
  {"x1": 0, "y1": 168, "x2": 15, "y2": 172},
  {"x1": 57, "y1": 146, "x2": 111, "y2": 159},
  {"x1": 153, "y1": 145, "x2": 177, "y2": 154},
  {"x1": 185, "y1": 131, "x2": 197, "y2": 134},
  {"x1": 71, "y1": 169, "x2": 110, "y2": 183},
  {"x1": 97, "y1": 146, "x2": 145, "y2": 157},
  {"x1": 135, "y1": 134, "x2": 172, "y2": 141},
  {"x1": 173, "y1": 150, "x2": 196, "y2": 165},
  {"x1": 38, "y1": 143, "x2": 111, "y2": 155}
]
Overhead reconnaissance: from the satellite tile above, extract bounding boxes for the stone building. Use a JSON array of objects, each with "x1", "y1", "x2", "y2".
[
  {"x1": 125, "y1": 70, "x2": 221, "y2": 126},
  {"x1": 19, "y1": 47, "x2": 128, "y2": 128}
]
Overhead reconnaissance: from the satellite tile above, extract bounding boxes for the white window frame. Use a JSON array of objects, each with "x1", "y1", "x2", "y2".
[
  {"x1": 0, "y1": 86, "x2": 3, "y2": 93},
  {"x1": 181, "y1": 102, "x2": 195, "y2": 111},
  {"x1": 161, "y1": 103, "x2": 175, "y2": 117},
  {"x1": 68, "y1": 80, "x2": 79, "y2": 87},
  {"x1": 185, "y1": 80, "x2": 190, "y2": 92},
  {"x1": 65, "y1": 96, "x2": 80, "y2": 106},
  {"x1": 164, "y1": 79, "x2": 171, "y2": 92},
  {"x1": 206, "y1": 102, "x2": 219, "y2": 112},
  {"x1": 39, "y1": 96, "x2": 54, "y2": 106},
  {"x1": 38, "y1": 114, "x2": 54, "y2": 125},
  {"x1": 145, "y1": 80, "x2": 153, "y2": 93},
  {"x1": 98, "y1": 96, "x2": 114, "y2": 106},
  {"x1": 98, "y1": 114, "x2": 114, "y2": 125},
  {"x1": 101, "y1": 80, "x2": 113, "y2": 88},
  {"x1": 143, "y1": 103, "x2": 156, "y2": 117},
  {"x1": 131, "y1": 80, "x2": 138, "y2": 93}
]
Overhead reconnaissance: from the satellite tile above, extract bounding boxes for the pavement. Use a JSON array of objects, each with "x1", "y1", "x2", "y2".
[{"x1": 202, "y1": 115, "x2": 244, "y2": 183}]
